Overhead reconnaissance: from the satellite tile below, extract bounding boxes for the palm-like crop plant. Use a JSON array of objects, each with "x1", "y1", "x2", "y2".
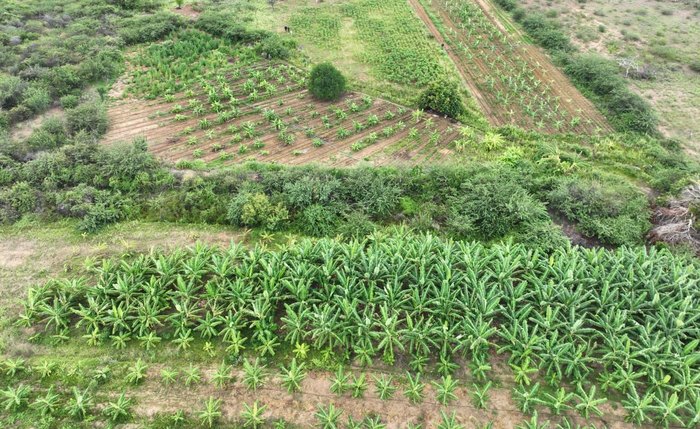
[
  {"x1": 4, "y1": 357, "x2": 26, "y2": 377},
  {"x1": 373, "y1": 375, "x2": 396, "y2": 400},
  {"x1": 68, "y1": 386, "x2": 93, "y2": 419},
  {"x1": 126, "y1": 359, "x2": 148, "y2": 385},
  {"x1": 34, "y1": 360, "x2": 56, "y2": 379},
  {"x1": 437, "y1": 411, "x2": 464, "y2": 429},
  {"x1": 1, "y1": 384, "x2": 31, "y2": 411},
  {"x1": 103, "y1": 391, "x2": 132, "y2": 423},
  {"x1": 472, "y1": 382, "x2": 492, "y2": 409},
  {"x1": 404, "y1": 372, "x2": 424, "y2": 404},
  {"x1": 542, "y1": 387, "x2": 574, "y2": 415},
  {"x1": 242, "y1": 358, "x2": 266, "y2": 391},
  {"x1": 315, "y1": 403, "x2": 342, "y2": 429},
  {"x1": 331, "y1": 366, "x2": 350, "y2": 395},
  {"x1": 241, "y1": 401, "x2": 266, "y2": 429},
  {"x1": 434, "y1": 375, "x2": 459, "y2": 405},
  {"x1": 574, "y1": 385, "x2": 606, "y2": 418},
  {"x1": 351, "y1": 373, "x2": 368, "y2": 398},
  {"x1": 280, "y1": 358, "x2": 306, "y2": 393},
  {"x1": 513, "y1": 383, "x2": 541, "y2": 415},
  {"x1": 19, "y1": 233, "x2": 700, "y2": 427},
  {"x1": 212, "y1": 361, "x2": 233, "y2": 389},
  {"x1": 516, "y1": 413, "x2": 549, "y2": 429},
  {"x1": 199, "y1": 396, "x2": 222, "y2": 428},
  {"x1": 364, "y1": 415, "x2": 387, "y2": 429},
  {"x1": 31, "y1": 386, "x2": 59, "y2": 416},
  {"x1": 653, "y1": 392, "x2": 688, "y2": 428},
  {"x1": 161, "y1": 367, "x2": 178, "y2": 386},
  {"x1": 184, "y1": 363, "x2": 202, "y2": 386}
]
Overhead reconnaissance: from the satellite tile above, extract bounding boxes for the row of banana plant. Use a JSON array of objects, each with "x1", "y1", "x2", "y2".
[{"x1": 18, "y1": 231, "x2": 700, "y2": 426}]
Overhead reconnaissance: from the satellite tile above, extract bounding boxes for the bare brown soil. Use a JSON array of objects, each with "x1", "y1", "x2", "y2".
[
  {"x1": 0, "y1": 222, "x2": 243, "y2": 312},
  {"x1": 407, "y1": 0, "x2": 612, "y2": 134},
  {"x1": 172, "y1": 4, "x2": 200, "y2": 20},
  {"x1": 9, "y1": 106, "x2": 64, "y2": 142},
  {"x1": 129, "y1": 362, "x2": 637, "y2": 428},
  {"x1": 102, "y1": 69, "x2": 459, "y2": 168}
]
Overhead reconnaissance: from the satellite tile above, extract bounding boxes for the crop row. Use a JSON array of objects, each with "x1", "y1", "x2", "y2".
[{"x1": 19, "y1": 233, "x2": 700, "y2": 427}]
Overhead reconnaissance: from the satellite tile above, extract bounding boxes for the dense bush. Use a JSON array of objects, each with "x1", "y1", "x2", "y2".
[
  {"x1": 195, "y1": 12, "x2": 271, "y2": 44},
  {"x1": 446, "y1": 167, "x2": 549, "y2": 240},
  {"x1": 299, "y1": 204, "x2": 340, "y2": 236},
  {"x1": 521, "y1": 14, "x2": 572, "y2": 52},
  {"x1": 119, "y1": 12, "x2": 185, "y2": 45},
  {"x1": 308, "y1": 63, "x2": 347, "y2": 101},
  {"x1": 43, "y1": 65, "x2": 83, "y2": 97},
  {"x1": 547, "y1": 177, "x2": 651, "y2": 246},
  {"x1": 256, "y1": 35, "x2": 296, "y2": 60},
  {"x1": 0, "y1": 74, "x2": 26, "y2": 110},
  {"x1": 21, "y1": 84, "x2": 51, "y2": 113},
  {"x1": 65, "y1": 102, "x2": 109, "y2": 137},
  {"x1": 690, "y1": 59, "x2": 700, "y2": 73},
  {"x1": 55, "y1": 184, "x2": 131, "y2": 232},
  {"x1": 563, "y1": 54, "x2": 657, "y2": 134},
  {"x1": 418, "y1": 79, "x2": 466, "y2": 119},
  {"x1": 227, "y1": 192, "x2": 289, "y2": 230},
  {"x1": 26, "y1": 117, "x2": 68, "y2": 152}
]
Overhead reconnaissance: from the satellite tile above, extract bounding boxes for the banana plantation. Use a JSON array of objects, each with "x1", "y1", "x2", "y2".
[{"x1": 14, "y1": 231, "x2": 700, "y2": 427}]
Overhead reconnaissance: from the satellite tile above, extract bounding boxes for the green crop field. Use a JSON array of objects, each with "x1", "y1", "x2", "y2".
[{"x1": 1, "y1": 0, "x2": 699, "y2": 428}]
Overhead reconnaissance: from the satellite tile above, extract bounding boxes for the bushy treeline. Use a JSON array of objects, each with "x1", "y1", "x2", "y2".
[
  {"x1": 1, "y1": 125, "x2": 659, "y2": 247},
  {"x1": 493, "y1": 0, "x2": 658, "y2": 135}
]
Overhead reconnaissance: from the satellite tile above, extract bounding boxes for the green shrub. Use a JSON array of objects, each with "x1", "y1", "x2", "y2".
[
  {"x1": 227, "y1": 192, "x2": 289, "y2": 230},
  {"x1": 308, "y1": 63, "x2": 346, "y2": 102},
  {"x1": 521, "y1": 14, "x2": 572, "y2": 52},
  {"x1": 3, "y1": 181, "x2": 38, "y2": 214},
  {"x1": 26, "y1": 117, "x2": 68, "y2": 151},
  {"x1": 563, "y1": 54, "x2": 657, "y2": 134},
  {"x1": 447, "y1": 168, "x2": 549, "y2": 241},
  {"x1": 256, "y1": 35, "x2": 296, "y2": 60},
  {"x1": 44, "y1": 65, "x2": 82, "y2": 97},
  {"x1": 55, "y1": 184, "x2": 131, "y2": 232},
  {"x1": 688, "y1": 59, "x2": 700, "y2": 73},
  {"x1": 66, "y1": 102, "x2": 109, "y2": 137},
  {"x1": 337, "y1": 212, "x2": 377, "y2": 238},
  {"x1": 418, "y1": 79, "x2": 466, "y2": 119},
  {"x1": 60, "y1": 94, "x2": 80, "y2": 109},
  {"x1": 78, "y1": 48, "x2": 124, "y2": 82},
  {"x1": 299, "y1": 204, "x2": 339, "y2": 236},
  {"x1": 22, "y1": 84, "x2": 52, "y2": 114},
  {"x1": 119, "y1": 12, "x2": 185, "y2": 45},
  {"x1": 195, "y1": 12, "x2": 271, "y2": 43},
  {"x1": 494, "y1": 0, "x2": 517, "y2": 11},
  {"x1": 0, "y1": 74, "x2": 26, "y2": 109},
  {"x1": 8, "y1": 105, "x2": 32, "y2": 124},
  {"x1": 547, "y1": 177, "x2": 651, "y2": 246}
]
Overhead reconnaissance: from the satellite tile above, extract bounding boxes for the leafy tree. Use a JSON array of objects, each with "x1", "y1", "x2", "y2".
[
  {"x1": 308, "y1": 63, "x2": 346, "y2": 101},
  {"x1": 418, "y1": 79, "x2": 465, "y2": 119}
]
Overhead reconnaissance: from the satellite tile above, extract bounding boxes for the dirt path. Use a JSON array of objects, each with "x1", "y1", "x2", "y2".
[
  {"x1": 127, "y1": 363, "x2": 636, "y2": 429},
  {"x1": 406, "y1": 0, "x2": 494, "y2": 120},
  {"x1": 406, "y1": 0, "x2": 611, "y2": 133}
]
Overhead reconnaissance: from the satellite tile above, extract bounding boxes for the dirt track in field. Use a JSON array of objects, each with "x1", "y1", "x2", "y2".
[
  {"x1": 128, "y1": 356, "x2": 637, "y2": 429},
  {"x1": 406, "y1": 0, "x2": 611, "y2": 134}
]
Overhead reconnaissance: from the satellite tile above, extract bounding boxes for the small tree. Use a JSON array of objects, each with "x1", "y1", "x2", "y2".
[
  {"x1": 418, "y1": 79, "x2": 465, "y2": 119},
  {"x1": 175, "y1": 0, "x2": 184, "y2": 9},
  {"x1": 308, "y1": 63, "x2": 346, "y2": 101}
]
